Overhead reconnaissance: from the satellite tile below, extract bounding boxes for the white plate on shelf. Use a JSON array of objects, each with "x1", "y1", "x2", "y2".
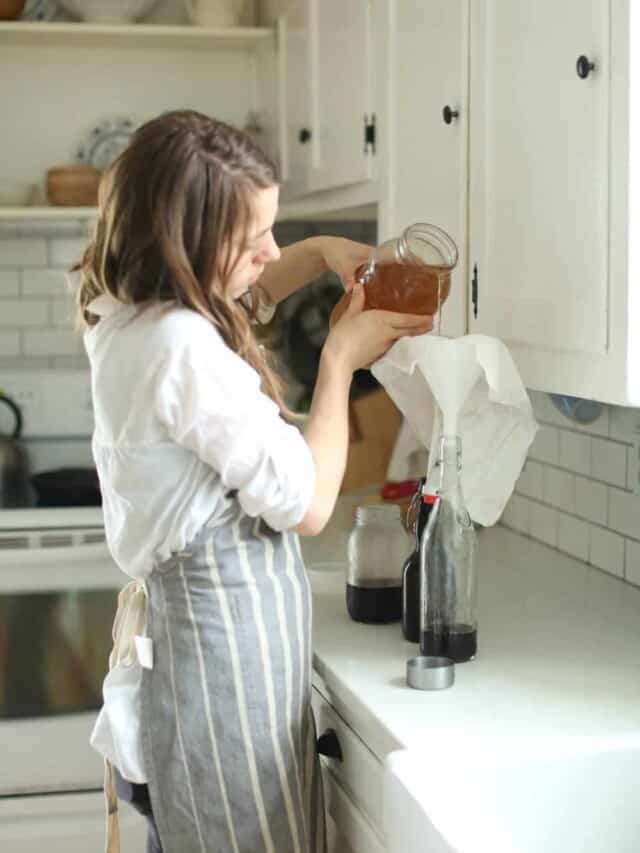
[
  {"x1": 21, "y1": 0, "x2": 58, "y2": 21},
  {"x1": 76, "y1": 116, "x2": 141, "y2": 171}
]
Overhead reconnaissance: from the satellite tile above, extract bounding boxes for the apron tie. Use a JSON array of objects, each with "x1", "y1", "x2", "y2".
[{"x1": 103, "y1": 579, "x2": 151, "y2": 853}]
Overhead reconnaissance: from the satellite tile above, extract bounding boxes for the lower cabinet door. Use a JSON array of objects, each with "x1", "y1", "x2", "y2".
[
  {"x1": 0, "y1": 790, "x2": 146, "y2": 853},
  {"x1": 322, "y1": 766, "x2": 387, "y2": 853}
]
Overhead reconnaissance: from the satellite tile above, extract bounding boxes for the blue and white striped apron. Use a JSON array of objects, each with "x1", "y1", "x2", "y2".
[{"x1": 136, "y1": 502, "x2": 327, "y2": 853}]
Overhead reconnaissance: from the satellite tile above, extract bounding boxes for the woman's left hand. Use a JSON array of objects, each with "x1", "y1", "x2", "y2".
[{"x1": 319, "y1": 236, "x2": 373, "y2": 292}]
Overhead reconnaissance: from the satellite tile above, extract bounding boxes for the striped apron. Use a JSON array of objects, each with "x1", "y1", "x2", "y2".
[{"x1": 132, "y1": 502, "x2": 327, "y2": 853}]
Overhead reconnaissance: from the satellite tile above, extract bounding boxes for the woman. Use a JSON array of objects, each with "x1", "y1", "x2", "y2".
[{"x1": 76, "y1": 110, "x2": 432, "y2": 853}]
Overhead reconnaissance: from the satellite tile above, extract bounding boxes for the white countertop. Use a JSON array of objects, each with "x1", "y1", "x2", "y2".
[{"x1": 305, "y1": 525, "x2": 640, "y2": 760}]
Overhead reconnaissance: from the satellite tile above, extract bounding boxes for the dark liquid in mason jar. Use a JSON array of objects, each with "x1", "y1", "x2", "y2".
[
  {"x1": 346, "y1": 584, "x2": 402, "y2": 624},
  {"x1": 420, "y1": 623, "x2": 477, "y2": 662},
  {"x1": 359, "y1": 261, "x2": 451, "y2": 316}
]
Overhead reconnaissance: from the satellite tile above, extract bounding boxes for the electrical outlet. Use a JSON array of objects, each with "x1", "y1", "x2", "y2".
[
  {"x1": 0, "y1": 370, "x2": 92, "y2": 438},
  {"x1": 0, "y1": 383, "x2": 43, "y2": 434}
]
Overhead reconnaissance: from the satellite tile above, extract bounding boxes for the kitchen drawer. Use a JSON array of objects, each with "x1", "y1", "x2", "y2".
[
  {"x1": 322, "y1": 768, "x2": 387, "y2": 853},
  {"x1": 312, "y1": 685, "x2": 384, "y2": 837}
]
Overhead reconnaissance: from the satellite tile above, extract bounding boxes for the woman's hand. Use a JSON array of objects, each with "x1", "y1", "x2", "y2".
[
  {"x1": 323, "y1": 283, "x2": 433, "y2": 373},
  {"x1": 319, "y1": 236, "x2": 372, "y2": 292}
]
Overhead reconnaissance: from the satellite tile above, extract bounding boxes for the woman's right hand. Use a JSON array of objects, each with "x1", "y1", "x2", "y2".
[{"x1": 323, "y1": 282, "x2": 433, "y2": 373}]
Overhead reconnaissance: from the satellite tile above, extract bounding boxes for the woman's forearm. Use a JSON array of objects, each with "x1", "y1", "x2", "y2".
[
  {"x1": 296, "y1": 350, "x2": 352, "y2": 536},
  {"x1": 259, "y1": 237, "x2": 328, "y2": 304}
]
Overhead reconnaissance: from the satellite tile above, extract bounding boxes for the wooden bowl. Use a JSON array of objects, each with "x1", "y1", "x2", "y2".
[
  {"x1": 46, "y1": 165, "x2": 102, "y2": 207},
  {"x1": 0, "y1": 0, "x2": 27, "y2": 20}
]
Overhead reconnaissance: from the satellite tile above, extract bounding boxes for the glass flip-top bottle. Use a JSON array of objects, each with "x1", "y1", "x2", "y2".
[{"x1": 419, "y1": 434, "x2": 478, "y2": 662}]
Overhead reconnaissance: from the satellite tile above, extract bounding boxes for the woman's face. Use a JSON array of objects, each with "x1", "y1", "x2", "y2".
[{"x1": 225, "y1": 185, "x2": 281, "y2": 300}]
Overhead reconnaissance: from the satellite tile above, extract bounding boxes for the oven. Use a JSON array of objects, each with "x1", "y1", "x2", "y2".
[{"x1": 0, "y1": 510, "x2": 145, "y2": 851}]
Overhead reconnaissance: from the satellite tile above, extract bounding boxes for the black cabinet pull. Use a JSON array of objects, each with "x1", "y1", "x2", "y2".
[
  {"x1": 316, "y1": 728, "x2": 343, "y2": 761},
  {"x1": 471, "y1": 263, "x2": 479, "y2": 319},
  {"x1": 442, "y1": 105, "x2": 459, "y2": 125},
  {"x1": 298, "y1": 127, "x2": 312, "y2": 144},
  {"x1": 576, "y1": 55, "x2": 596, "y2": 79}
]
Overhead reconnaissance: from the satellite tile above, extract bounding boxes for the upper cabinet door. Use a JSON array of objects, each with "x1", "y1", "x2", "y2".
[
  {"x1": 468, "y1": 0, "x2": 610, "y2": 356},
  {"x1": 378, "y1": 0, "x2": 469, "y2": 338},
  {"x1": 306, "y1": 0, "x2": 374, "y2": 193},
  {"x1": 282, "y1": 0, "x2": 312, "y2": 196}
]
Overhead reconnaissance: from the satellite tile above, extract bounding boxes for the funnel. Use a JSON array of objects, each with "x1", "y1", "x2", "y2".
[{"x1": 418, "y1": 339, "x2": 483, "y2": 436}]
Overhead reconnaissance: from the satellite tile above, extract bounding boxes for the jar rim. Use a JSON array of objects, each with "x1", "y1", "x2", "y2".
[
  {"x1": 355, "y1": 504, "x2": 402, "y2": 524},
  {"x1": 398, "y1": 223, "x2": 459, "y2": 270}
]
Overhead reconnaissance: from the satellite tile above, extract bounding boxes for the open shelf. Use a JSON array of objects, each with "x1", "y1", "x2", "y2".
[
  {"x1": 0, "y1": 21, "x2": 274, "y2": 50},
  {"x1": 0, "y1": 206, "x2": 98, "y2": 220}
]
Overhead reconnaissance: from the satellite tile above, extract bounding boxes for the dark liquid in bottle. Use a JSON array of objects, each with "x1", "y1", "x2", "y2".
[
  {"x1": 401, "y1": 553, "x2": 421, "y2": 643},
  {"x1": 361, "y1": 261, "x2": 451, "y2": 316},
  {"x1": 420, "y1": 623, "x2": 477, "y2": 662},
  {"x1": 346, "y1": 584, "x2": 402, "y2": 624}
]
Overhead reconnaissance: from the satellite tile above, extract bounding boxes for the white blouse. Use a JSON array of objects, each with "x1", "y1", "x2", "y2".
[{"x1": 85, "y1": 294, "x2": 315, "y2": 782}]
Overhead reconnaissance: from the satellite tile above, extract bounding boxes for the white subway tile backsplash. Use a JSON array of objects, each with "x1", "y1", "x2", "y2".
[
  {"x1": 590, "y1": 527, "x2": 625, "y2": 578},
  {"x1": 0, "y1": 270, "x2": 20, "y2": 295},
  {"x1": 22, "y1": 268, "x2": 70, "y2": 297},
  {"x1": 0, "y1": 238, "x2": 47, "y2": 267},
  {"x1": 590, "y1": 437, "x2": 627, "y2": 487},
  {"x1": 501, "y1": 494, "x2": 530, "y2": 535},
  {"x1": 516, "y1": 459, "x2": 543, "y2": 500},
  {"x1": 529, "y1": 501, "x2": 558, "y2": 547},
  {"x1": 626, "y1": 539, "x2": 640, "y2": 586},
  {"x1": 542, "y1": 467, "x2": 575, "y2": 513},
  {"x1": 609, "y1": 405, "x2": 638, "y2": 443},
  {"x1": 529, "y1": 425, "x2": 560, "y2": 465},
  {"x1": 627, "y1": 444, "x2": 639, "y2": 492},
  {"x1": 48, "y1": 237, "x2": 88, "y2": 267},
  {"x1": 52, "y1": 355, "x2": 88, "y2": 369},
  {"x1": 557, "y1": 513, "x2": 589, "y2": 562},
  {"x1": 0, "y1": 300, "x2": 49, "y2": 328},
  {"x1": 22, "y1": 329, "x2": 83, "y2": 357},
  {"x1": 0, "y1": 331, "x2": 20, "y2": 356},
  {"x1": 608, "y1": 488, "x2": 640, "y2": 540},
  {"x1": 558, "y1": 431, "x2": 591, "y2": 475},
  {"x1": 51, "y1": 299, "x2": 75, "y2": 327},
  {"x1": 574, "y1": 476, "x2": 608, "y2": 525}
]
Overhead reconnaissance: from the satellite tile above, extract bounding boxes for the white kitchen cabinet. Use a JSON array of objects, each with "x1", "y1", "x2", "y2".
[
  {"x1": 377, "y1": 0, "x2": 470, "y2": 339},
  {"x1": 281, "y1": 0, "x2": 376, "y2": 198},
  {"x1": 312, "y1": 685, "x2": 388, "y2": 853},
  {"x1": 468, "y1": 0, "x2": 640, "y2": 405}
]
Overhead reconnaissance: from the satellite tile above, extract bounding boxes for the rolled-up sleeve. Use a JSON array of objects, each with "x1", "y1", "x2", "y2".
[{"x1": 156, "y1": 329, "x2": 315, "y2": 531}]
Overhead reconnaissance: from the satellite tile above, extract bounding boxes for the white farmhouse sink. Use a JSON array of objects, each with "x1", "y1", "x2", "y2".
[{"x1": 383, "y1": 734, "x2": 640, "y2": 853}]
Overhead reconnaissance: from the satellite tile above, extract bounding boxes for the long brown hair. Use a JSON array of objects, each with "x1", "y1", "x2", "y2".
[{"x1": 75, "y1": 110, "x2": 285, "y2": 407}]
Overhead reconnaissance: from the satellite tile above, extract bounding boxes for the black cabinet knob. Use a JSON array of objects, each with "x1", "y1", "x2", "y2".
[
  {"x1": 442, "y1": 105, "x2": 459, "y2": 125},
  {"x1": 576, "y1": 55, "x2": 596, "y2": 79},
  {"x1": 298, "y1": 127, "x2": 312, "y2": 144},
  {"x1": 316, "y1": 728, "x2": 343, "y2": 761}
]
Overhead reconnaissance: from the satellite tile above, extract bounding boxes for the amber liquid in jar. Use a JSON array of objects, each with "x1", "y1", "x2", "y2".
[
  {"x1": 360, "y1": 261, "x2": 451, "y2": 317},
  {"x1": 331, "y1": 261, "x2": 452, "y2": 329}
]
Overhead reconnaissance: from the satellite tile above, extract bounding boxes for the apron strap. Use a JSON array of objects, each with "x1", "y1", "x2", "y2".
[
  {"x1": 104, "y1": 759, "x2": 120, "y2": 853},
  {"x1": 102, "y1": 579, "x2": 150, "y2": 853}
]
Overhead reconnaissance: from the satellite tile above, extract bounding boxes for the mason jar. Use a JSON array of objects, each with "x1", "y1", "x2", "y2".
[{"x1": 346, "y1": 504, "x2": 411, "y2": 624}]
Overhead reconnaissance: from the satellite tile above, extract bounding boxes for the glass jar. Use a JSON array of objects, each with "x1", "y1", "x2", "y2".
[
  {"x1": 358, "y1": 222, "x2": 458, "y2": 319},
  {"x1": 346, "y1": 504, "x2": 411, "y2": 624}
]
